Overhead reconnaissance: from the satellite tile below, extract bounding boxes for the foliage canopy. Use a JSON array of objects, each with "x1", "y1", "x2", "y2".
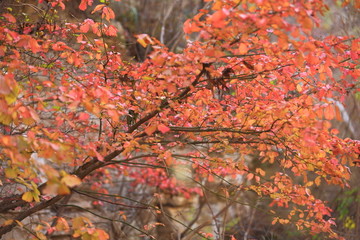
[{"x1": 0, "y1": 0, "x2": 359, "y2": 239}]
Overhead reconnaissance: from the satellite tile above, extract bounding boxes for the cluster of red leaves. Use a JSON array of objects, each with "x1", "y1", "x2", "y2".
[{"x1": 0, "y1": 0, "x2": 359, "y2": 239}]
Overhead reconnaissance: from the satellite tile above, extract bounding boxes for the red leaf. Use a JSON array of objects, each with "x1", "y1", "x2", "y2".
[
  {"x1": 158, "y1": 124, "x2": 170, "y2": 134},
  {"x1": 0, "y1": 75, "x2": 11, "y2": 95},
  {"x1": 102, "y1": 7, "x2": 115, "y2": 21},
  {"x1": 80, "y1": 19, "x2": 94, "y2": 33},
  {"x1": 78, "y1": 112, "x2": 90, "y2": 121},
  {"x1": 2, "y1": 13, "x2": 16, "y2": 23},
  {"x1": 105, "y1": 25, "x2": 118, "y2": 36},
  {"x1": 79, "y1": 0, "x2": 87, "y2": 11},
  {"x1": 209, "y1": 9, "x2": 228, "y2": 28},
  {"x1": 79, "y1": 0, "x2": 93, "y2": 11},
  {"x1": 183, "y1": 19, "x2": 201, "y2": 34}
]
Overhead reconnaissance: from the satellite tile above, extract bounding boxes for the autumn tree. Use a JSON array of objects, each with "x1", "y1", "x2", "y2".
[{"x1": 0, "y1": 0, "x2": 359, "y2": 239}]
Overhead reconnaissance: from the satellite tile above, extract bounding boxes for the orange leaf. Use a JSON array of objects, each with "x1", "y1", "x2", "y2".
[
  {"x1": 29, "y1": 38, "x2": 41, "y2": 53},
  {"x1": 305, "y1": 95, "x2": 313, "y2": 106},
  {"x1": 238, "y1": 43, "x2": 248, "y2": 54},
  {"x1": 335, "y1": 105, "x2": 342, "y2": 121},
  {"x1": 92, "y1": 4, "x2": 105, "y2": 14},
  {"x1": 300, "y1": 16, "x2": 313, "y2": 30},
  {"x1": 96, "y1": 229, "x2": 110, "y2": 240},
  {"x1": 209, "y1": 9, "x2": 228, "y2": 28},
  {"x1": 247, "y1": 173, "x2": 254, "y2": 180},
  {"x1": 145, "y1": 125, "x2": 157, "y2": 135},
  {"x1": 324, "y1": 105, "x2": 335, "y2": 120},
  {"x1": 3, "y1": 220, "x2": 14, "y2": 226},
  {"x1": 183, "y1": 19, "x2": 201, "y2": 34},
  {"x1": 58, "y1": 184, "x2": 71, "y2": 195}
]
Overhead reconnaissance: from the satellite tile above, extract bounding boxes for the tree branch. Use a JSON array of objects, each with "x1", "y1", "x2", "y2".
[{"x1": 169, "y1": 124, "x2": 278, "y2": 134}]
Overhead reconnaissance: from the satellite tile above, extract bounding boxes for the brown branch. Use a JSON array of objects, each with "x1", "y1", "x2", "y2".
[
  {"x1": 180, "y1": 199, "x2": 206, "y2": 238},
  {"x1": 142, "y1": 139, "x2": 277, "y2": 146},
  {"x1": 0, "y1": 195, "x2": 25, "y2": 213},
  {"x1": 0, "y1": 195, "x2": 64, "y2": 237},
  {"x1": 169, "y1": 124, "x2": 278, "y2": 134}
]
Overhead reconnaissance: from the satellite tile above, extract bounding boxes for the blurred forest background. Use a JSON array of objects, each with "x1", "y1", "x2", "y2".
[{"x1": 1, "y1": 0, "x2": 359, "y2": 239}]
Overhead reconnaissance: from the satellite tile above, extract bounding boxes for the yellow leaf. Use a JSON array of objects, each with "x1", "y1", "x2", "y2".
[
  {"x1": 314, "y1": 176, "x2": 321, "y2": 186},
  {"x1": 32, "y1": 192, "x2": 40, "y2": 202},
  {"x1": 31, "y1": 181, "x2": 41, "y2": 195},
  {"x1": 137, "y1": 38, "x2": 147, "y2": 48},
  {"x1": 135, "y1": 34, "x2": 154, "y2": 48},
  {"x1": 5, "y1": 168, "x2": 17, "y2": 178},
  {"x1": 0, "y1": 112, "x2": 12, "y2": 125},
  {"x1": 22, "y1": 191, "x2": 34, "y2": 202},
  {"x1": 15, "y1": 220, "x2": 23, "y2": 227},
  {"x1": 305, "y1": 181, "x2": 313, "y2": 187},
  {"x1": 72, "y1": 216, "x2": 86, "y2": 229},
  {"x1": 36, "y1": 231, "x2": 47, "y2": 240},
  {"x1": 61, "y1": 175, "x2": 82, "y2": 187},
  {"x1": 5, "y1": 91, "x2": 17, "y2": 104},
  {"x1": 55, "y1": 217, "x2": 70, "y2": 231}
]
